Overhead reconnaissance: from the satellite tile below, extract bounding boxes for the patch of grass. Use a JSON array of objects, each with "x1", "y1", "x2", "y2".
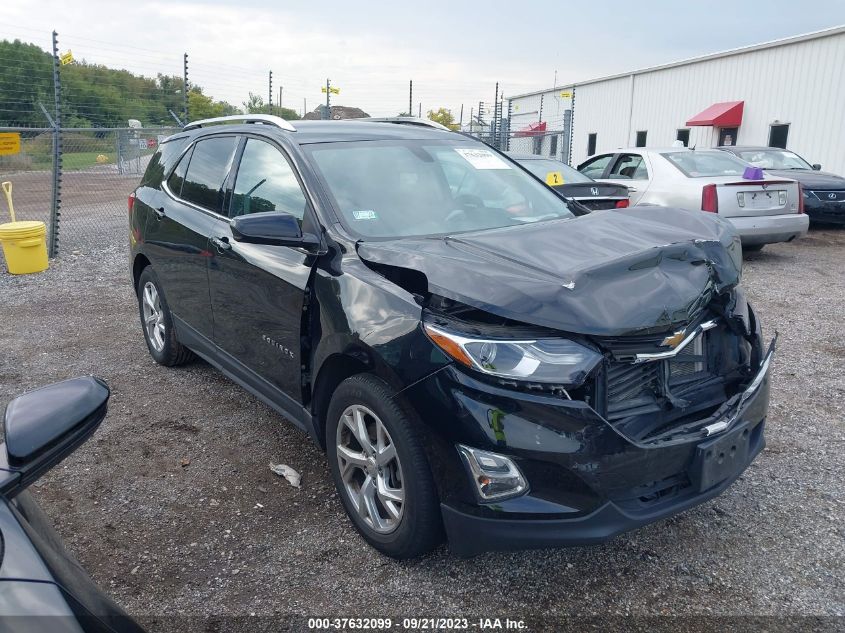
[{"x1": 62, "y1": 151, "x2": 116, "y2": 170}]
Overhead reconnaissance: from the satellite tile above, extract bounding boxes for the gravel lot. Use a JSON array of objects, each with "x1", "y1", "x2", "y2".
[{"x1": 0, "y1": 223, "x2": 843, "y2": 631}]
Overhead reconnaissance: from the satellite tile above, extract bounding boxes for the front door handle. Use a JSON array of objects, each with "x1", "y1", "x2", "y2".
[
  {"x1": 153, "y1": 207, "x2": 166, "y2": 220},
  {"x1": 211, "y1": 236, "x2": 231, "y2": 252}
]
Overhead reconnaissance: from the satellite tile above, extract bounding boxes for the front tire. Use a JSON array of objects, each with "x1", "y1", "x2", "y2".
[
  {"x1": 137, "y1": 266, "x2": 194, "y2": 367},
  {"x1": 327, "y1": 374, "x2": 443, "y2": 559}
]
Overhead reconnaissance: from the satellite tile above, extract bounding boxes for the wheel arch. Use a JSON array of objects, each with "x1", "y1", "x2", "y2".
[
  {"x1": 308, "y1": 344, "x2": 408, "y2": 451},
  {"x1": 132, "y1": 252, "x2": 151, "y2": 292}
]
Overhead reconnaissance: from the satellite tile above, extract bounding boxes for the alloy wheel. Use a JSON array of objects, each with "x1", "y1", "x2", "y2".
[
  {"x1": 335, "y1": 404, "x2": 405, "y2": 534},
  {"x1": 141, "y1": 281, "x2": 165, "y2": 352}
]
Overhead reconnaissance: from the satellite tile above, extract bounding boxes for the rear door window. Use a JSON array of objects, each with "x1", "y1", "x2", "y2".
[
  {"x1": 230, "y1": 139, "x2": 308, "y2": 223},
  {"x1": 180, "y1": 136, "x2": 239, "y2": 213},
  {"x1": 609, "y1": 153, "x2": 649, "y2": 180}
]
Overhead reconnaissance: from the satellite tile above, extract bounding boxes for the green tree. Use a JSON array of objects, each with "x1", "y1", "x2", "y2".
[
  {"x1": 243, "y1": 92, "x2": 300, "y2": 119},
  {"x1": 0, "y1": 40, "x2": 54, "y2": 126},
  {"x1": 187, "y1": 88, "x2": 239, "y2": 120},
  {"x1": 427, "y1": 107, "x2": 458, "y2": 130}
]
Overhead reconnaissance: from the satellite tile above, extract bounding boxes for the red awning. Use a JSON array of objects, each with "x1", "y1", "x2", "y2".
[
  {"x1": 514, "y1": 121, "x2": 547, "y2": 137},
  {"x1": 686, "y1": 101, "x2": 744, "y2": 127}
]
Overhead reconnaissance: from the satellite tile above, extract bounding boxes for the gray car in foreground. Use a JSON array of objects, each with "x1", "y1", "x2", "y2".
[{"x1": 579, "y1": 148, "x2": 809, "y2": 250}]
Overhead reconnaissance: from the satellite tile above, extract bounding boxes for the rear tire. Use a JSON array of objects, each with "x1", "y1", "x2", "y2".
[
  {"x1": 327, "y1": 374, "x2": 443, "y2": 559},
  {"x1": 137, "y1": 266, "x2": 194, "y2": 367}
]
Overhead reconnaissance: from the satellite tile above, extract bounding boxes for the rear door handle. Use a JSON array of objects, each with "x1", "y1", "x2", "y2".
[
  {"x1": 153, "y1": 207, "x2": 166, "y2": 220},
  {"x1": 211, "y1": 236, "x2": 231, "y2": 252}
]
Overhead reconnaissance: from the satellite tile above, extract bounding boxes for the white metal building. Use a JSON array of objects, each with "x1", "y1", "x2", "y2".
[{"x1": 507, "y1": 25, "x2": 845, "y2": 174}]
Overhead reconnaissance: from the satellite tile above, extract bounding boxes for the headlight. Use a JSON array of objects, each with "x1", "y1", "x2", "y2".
[{"x1": 424, "y1": 323, "x2": 601, "y2": 386}]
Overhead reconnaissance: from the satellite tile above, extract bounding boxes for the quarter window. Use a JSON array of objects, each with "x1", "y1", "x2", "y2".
[
  {"x1": 180, "y1": 137, "x2": 238, "y2": 212},
  {"x1": 230, "y1": 139, "x2": 308, "y2": 222},
  {"x1": 166, "y1": 145, "x2": 193, "y2": 197},
  {"x1": 578, "y1": 154, "x2": 612, "y2": 179}
]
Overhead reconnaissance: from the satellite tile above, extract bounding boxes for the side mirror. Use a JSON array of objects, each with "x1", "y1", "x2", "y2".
[
  {"x1": 231, "y1": 211, "x2": 320, "y2": 248},
  {"x1": 812, "y1": 164, "x2": 822, "y2": 171},
  {"x1": 0, "y1": 377, "x2": 109, "y2": 498}
]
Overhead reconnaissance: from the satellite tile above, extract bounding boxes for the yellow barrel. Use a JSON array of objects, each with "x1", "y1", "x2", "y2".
[{"x1": 0, "y1": 220, "x2": 49, "y2": 274}]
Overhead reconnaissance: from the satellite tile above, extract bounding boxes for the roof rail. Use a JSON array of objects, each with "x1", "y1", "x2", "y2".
[
  {"x1": 359, "y1": 116, "x2": 451, "y2": 132},
  {"x1": 183, "y1": 114, "x2": 296, "y2": 132}
]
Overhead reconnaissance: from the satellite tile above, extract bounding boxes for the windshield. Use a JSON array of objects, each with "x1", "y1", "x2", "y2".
[
  {"x1": 735, "y1": 149, "x2": 812, "y2": 170},
  {"x1": 515, "y1": 158, "x2": 592, "y2": 184},
  {"x1": 661, "y1": 151, "x2": 750, "y2": 178},
  {"x1": 305, "y1": 140, "x2": 575, "y2": 239}
]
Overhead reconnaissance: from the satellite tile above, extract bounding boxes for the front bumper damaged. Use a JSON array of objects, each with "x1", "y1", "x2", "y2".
[{"x1": 402, "y1": 337, "x2": 776, "y2": 557}]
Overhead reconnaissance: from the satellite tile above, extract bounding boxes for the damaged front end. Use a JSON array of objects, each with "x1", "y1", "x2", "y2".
[
  {"x1": 420, "y1": 284, "x2": 771, "y2": 447},
  {"x1": 354, "y1": 208, "x2": 775, "y2": 554},
  {"x1": 402, "y1": 293, "x2": 774, "y2": 555}
]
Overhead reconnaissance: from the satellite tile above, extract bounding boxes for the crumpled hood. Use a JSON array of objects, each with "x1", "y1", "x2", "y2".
[
  {"x1": 357, "y1": 207, "x2": 742, "y2": 336},
  {"x1": 766, "y1": 169, "x2": 845, "y2": 189}
]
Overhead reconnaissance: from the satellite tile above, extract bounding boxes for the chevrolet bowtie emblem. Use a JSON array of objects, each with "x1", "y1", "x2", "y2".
[{"x1": 660, "y1": 330, "x2": 686, "y2": 349}]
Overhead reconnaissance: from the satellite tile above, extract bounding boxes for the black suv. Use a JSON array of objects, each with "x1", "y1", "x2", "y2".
[{"x1": 129, "y1": 115, "x2": 774, "y2": 558}]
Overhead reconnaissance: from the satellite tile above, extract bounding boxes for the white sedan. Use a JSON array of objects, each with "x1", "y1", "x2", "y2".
[{"x1": 578, "y1": 148, "x2": 809, "y2": 249}]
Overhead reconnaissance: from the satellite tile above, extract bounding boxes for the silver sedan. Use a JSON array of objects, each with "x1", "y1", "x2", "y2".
[{"x1": 578, "y1": 148, "x2": 809, "y2": 249}]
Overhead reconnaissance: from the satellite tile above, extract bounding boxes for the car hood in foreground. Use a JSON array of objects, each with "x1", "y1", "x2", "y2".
[
  {"x1": 357, "y1": 207, "x2": 742, "y2": 336},
  {"x1": 765, "y1": 169, "x2": 845, "y2": 189}
]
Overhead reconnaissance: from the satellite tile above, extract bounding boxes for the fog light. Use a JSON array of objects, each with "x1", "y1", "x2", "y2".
[{"x1": 457, "y1": 445, "x2": 528, "y2": 501}]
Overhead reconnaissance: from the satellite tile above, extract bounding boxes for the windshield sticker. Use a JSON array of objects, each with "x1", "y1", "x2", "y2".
[
  {"x1": 454, "y1": 148, "x2": 511, "y2": 170},
  {"x1": 545, "y1": 171, "x2": 564, "y2": 186},
  {"x1": 352, "y1": 209, "x2": 378, "y2": 220}
]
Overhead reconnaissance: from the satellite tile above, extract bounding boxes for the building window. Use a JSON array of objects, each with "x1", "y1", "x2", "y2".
[
  {"x1": 769, "y1": 123, "x2": 789, "y2": 149},
  {"x1": 550, "y1": 134, "x2": 558, "y2": 157},
  {"x1": 587, "y1": 133, "x2": 597, "y2": 156},
  {"x1": 635, "y1": 131, "x2": 647, "y2": 147},
  {"x1": 676, "y1": 129, "x2": 690, "y2": 147}
]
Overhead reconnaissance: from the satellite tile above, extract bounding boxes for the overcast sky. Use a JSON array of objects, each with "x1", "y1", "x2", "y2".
[{"x1": 4, "y1": 0, "x2": 845, "y2": 120}]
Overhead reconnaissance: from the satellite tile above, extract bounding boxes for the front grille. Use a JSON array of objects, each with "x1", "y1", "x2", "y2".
[
  {"x1": 810, "y1": 190, "x2": 845, "y2": 202},
  {"x1": 606, "y1": 361, "x2": 660, "y2": 417},
  {"x1": 604, "y1": 331, "x2": 711, "y2": 421}
]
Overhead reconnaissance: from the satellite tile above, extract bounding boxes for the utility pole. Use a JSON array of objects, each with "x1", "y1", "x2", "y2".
[
  {"x1": 182, "y1": 52, "x2": 189, "y2": 123},
  {"x1": 279, "y1": 86, "x2": 283, "y2": 109},
  {"x1": 324, "y1": 78, "x2": 331, "y2": 120},
  {"x1": 269, "y1": 70, "x2": 273, "y2": 109},
  {"x1": 303, "y1": 97, "x2": 307, "y2": 118},
  {"x1": 408, "y1": 80, "x2": 413, "y2": 116},
  {"x1": 492, "y1": 82, "x2": 499, "y2": 145},
  {"x1": 49, "y1": 30, "x2": 63, "y2": 258},
  {"x1": 418, "y1": 103, "x2": 421, "y2": 118}
]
